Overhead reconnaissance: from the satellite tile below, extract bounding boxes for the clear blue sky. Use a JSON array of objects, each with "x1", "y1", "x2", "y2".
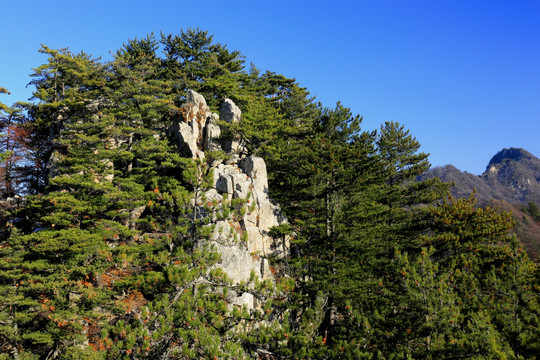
[{"x1": 1, "y1": 0, "x2": 539, "y2": 175}]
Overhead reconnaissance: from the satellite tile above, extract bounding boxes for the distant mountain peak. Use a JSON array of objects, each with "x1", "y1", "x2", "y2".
[
  {"x1": 423, "y1": 147, "x2": 540, "y2": 205},
  {"x1": 421, "y1": 147, "x2": 540, "y2": 259},
  {"x1": 487, "y1": 147, "x2": 533, "y2": 169}
]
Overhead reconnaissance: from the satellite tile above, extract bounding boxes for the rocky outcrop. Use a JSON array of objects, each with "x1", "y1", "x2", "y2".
[
  {"x1": 220, "y1": 98, "x2": 244, "y2": 155},
  {"x1": 170, "y1": 90, "x2": 289, "y2": 310},
  {"x1": 421, "y1": 148, "x2": 540, "y2": 206},
  {"x1": 43, "y1": 89, "x2": 289, "y2": 311},
  {"x1": 481, "y1": 148, "x2": 540, "y2": 203},
  {"x1": 169, "y1": 90, "x2": 213, "y2": 159},
  {"x1": 420, "y1": 148, "x2": 540, "y2": 260}
]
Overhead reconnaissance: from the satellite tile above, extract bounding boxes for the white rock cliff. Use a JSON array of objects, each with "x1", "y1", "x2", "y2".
[{"x1": 169, "y1": 90, "x2": 289, "y2": 310}]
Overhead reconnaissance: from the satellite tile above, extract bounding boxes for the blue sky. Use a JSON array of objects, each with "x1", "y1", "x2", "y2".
[{"x1": 1, "y1": 0, "x2": 539, "y2": 174}]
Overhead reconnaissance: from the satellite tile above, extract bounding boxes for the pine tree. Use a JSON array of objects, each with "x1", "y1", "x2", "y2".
[
  {"x1": 161, "y1": 28, "x2": 245, "y2": 110},
  {"x1": 0, "y1": 90, "x2": 26, "y2": 197},
  {"x1": 271, "y1": 103, "x2": 380, "y2": 357},
  {"x1": 395, "y1": 244, "x2": 515, "y2": 359},
  {"x1": 21, "y1": 45, "x2": 108, "y2": 193},
  {"x1": 375, "y1": 121, "x2": 448, "y2": 252},
  {"x1": 383, "y1": 194, "x2": 539, "y2": 358},
  {"x1": 486, "y1": 240, "x2": 540, "y2": 358},
  {"x1": 307, "y1": 121, "x2": 448, "y2": 356},
  {"x1": 227, "y1": 69, "x2": 318, "y2": 178},
  {"x1": 3, "y1": 30, "x2": 538, "y2": 359},
  {"x1": 1, "y1": 34, "x2": 299, "y2": 358},
  {"x1": 0, "y1": 105, "x2": 32, "y2": 197}
]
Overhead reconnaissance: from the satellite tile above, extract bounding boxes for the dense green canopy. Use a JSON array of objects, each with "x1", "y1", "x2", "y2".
[{"x1": 0, "y1": 29, "x2": 538, "y2": 359}]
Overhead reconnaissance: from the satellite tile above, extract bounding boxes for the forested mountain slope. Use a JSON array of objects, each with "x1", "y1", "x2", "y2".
[
  {"x1": 482, "y1": 148, "x2": 540, "y2": 204},
  {"x1": 421, "y1": 148, "x2": 540, "y2": 259},
  {"x1": 0, "y1": 30, "x2": 538, "y2": 359},
  {"x1": 424, "y1": 148, "x2": 540, "y2": 205}
]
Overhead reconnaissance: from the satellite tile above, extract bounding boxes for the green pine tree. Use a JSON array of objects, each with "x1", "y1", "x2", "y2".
[
  {"x1": 161, "y1": 28, "x2": 245, "y2": 110},
  {"x1": 404, "y1": 194, "x2": 540, "y2": 358}
]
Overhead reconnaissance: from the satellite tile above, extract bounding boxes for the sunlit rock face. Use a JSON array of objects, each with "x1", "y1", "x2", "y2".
[{"x1": 170, "y1": 90, "x2": 289, "y2": 310}]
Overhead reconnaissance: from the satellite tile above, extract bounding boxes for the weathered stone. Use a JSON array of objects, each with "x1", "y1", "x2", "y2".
[
  {"x1": 220, "y1": 98, "x2": 241, "y2": 124},
  {"x1": 204, "y1": 113, "x2": 222, "y2": 152},
  {"x1": 216, "y1": 174, "x2": 234, "y2": 195},
  {"x1": 231, "y1": 173, "x2": 251, "y2": 200},
  {"x1": 213, "y1": 164, "x2": 243, "y2": 190},
  {"x1": 170, "y1": 90, "x2": 215, "y2": 159},
  {"x1": 129, "y1": 206, "x2": 146, "y2": 230},
  {"x1": 204, "y1": 188, "x2": 223, "y2": 203},
  {"x1": 220, "y1": 98, "x2": 245, "y2": 154},
  {"x1": 228, "y1": 292, "x2": 255, "y2": 311},
  {"x1": 166, "y1": 92, "x2": 290, "y2": 292},
  {"x1": 210, "y1": 237, "x2": 265, "y2": 289},
  {"x1": 240, "y1": 156, "x2": 269, "y2": 201},
  {"x1": 186, "y1": 89, "x2": 207, "y2": 108},
  {"x1": 69, "y1": 292, "x2": 82, "y2": 301},
  {"x1": 257, "y1": 203, "x2": 278, "y2": 232},
  {"x1": 175, "y1": 120, "x2": 199, "y2": 158},
  {"x1": 244, "y1": 222, "x2": 265, "y2": 253}
]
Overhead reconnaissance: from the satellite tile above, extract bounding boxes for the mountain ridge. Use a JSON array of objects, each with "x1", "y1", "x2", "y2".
[
  {"x1": 422, "y1": 147, "x2": 540, "y2": 259},
  {"x1": 425, "y1": 147, "x2": 540, "y2": 204}
]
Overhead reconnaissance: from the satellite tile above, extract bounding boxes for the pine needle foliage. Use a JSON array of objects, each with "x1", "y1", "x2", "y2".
[{"x1": 0, "y1": 29, "x2": 538, "y2": 359}]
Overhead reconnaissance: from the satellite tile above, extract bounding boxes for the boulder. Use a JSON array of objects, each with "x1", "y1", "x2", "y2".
[
  {"x1": 240, "y1": 156, "x2": 269, "y2": 202},
  {"x1": 220, "y1": 98, "x2": 244, "y2": 154},
  {"x1": 176, "y1": 121, "x2": 199, "y2": 158},
  {"x1": 216, "y1": 174, "x2": 234, "y2": 195},
  {"x1": 170, "y1": 90, "x2": 215, "y2": 159},
  {"x1": 204, "y1": 113, "x2": 221, "y2": 152}
]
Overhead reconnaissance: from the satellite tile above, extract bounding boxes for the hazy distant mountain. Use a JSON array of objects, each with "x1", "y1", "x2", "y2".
[{"x1": 421, "y1": 148, "x2": 540, "y2": 260}]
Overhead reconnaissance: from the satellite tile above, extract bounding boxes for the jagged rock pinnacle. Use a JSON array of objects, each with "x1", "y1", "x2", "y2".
[{"x1": 171, "y1": 90, "x2": 289, "y2": 310}]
